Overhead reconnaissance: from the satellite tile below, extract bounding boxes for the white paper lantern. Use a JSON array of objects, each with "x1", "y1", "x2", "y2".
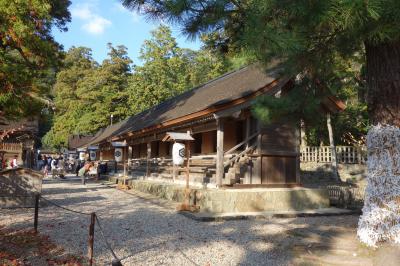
[
  {"x1": 172, "y1": 142, "x2": 185, "y2": 165},
  {"x1": 79, "y1": 152, "x2": 85, "y2": 161},
  {"x1": 89, "y1": 151, "x2": 96, "y2": 161},
  {"x1": 114, "y1": 148, "x2": 123, "y2": 162}
]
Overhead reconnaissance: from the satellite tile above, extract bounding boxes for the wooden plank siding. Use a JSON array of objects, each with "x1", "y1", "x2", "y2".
[{"x1": 258, "y1": 123, "x2": 300, "y2": 185}]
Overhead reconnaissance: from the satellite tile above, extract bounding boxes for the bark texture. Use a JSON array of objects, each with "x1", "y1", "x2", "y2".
[
  {"x1": 366, "y1": 40, "x2": 400, "y2": 127},
  {"x1": 358, "y1": 40, "x2": 400, "y2": 247},
  {"x1": 357, "y1": 125, "x2": 400, "y2": 247}
]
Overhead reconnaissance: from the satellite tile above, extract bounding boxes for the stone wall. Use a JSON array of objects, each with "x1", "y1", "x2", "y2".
[
  {"x1": 0, "y1": 168, "x2": 42, "y2": 208},
  {"x1": 110, "y1": 177, "x2": 330, "y2": 213},
  {"x1": 301, "y1": 162, "x2": 367, "y2": 185}
]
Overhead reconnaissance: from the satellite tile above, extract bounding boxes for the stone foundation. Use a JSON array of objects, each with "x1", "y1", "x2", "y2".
[
  {"x1": 301, "y1": 162, "x2": 366, "y2": 185},
  {"x1": 109, "y1": 176, "x2": 330, "y2": 213}
]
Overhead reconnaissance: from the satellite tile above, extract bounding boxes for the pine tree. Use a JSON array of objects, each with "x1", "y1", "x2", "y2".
[
  {"x1": 42, "y1": 47, "x2": 97, "y2": 148},
  {"x1": 121, "y1": 0, "x2": 400, "y2": 246},
  {"x1": 0, "y1": 0, "x2": 70, "y2": 119},
  {"x1": 127, "y1": 25, "x2": 229, "y2": 115}
]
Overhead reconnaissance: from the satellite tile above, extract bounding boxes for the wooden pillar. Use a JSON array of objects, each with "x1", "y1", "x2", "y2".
[
  {"x1": 256, "y1": 119, "x2": 262, "y2": 152},
  {"x1": 300, "y1": 119, "x2": 307, "y2": 147},
  {"x1": 216, "y1": 118, "x2": 224, "y2": 187},
  {"x1": 326, "y1": 113, "x2": 339, "y2": 181},
  {"x1": 146, "y1": 142, "x2": 151, "y2": 177},
  {"x1": 245, "y1": 116, "x2": 251, "y2": 149}
]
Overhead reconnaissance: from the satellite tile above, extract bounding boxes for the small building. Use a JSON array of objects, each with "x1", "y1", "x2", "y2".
[
  {"x1": 0, "y1": 117, "x2": 39, "y2": 169},
  {"x1": 83, "y1": 64, "x2": 344, "y2": 188}
]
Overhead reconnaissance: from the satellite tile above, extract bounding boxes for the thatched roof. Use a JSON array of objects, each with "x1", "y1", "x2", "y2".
[{"x1": 87, "y1": 64, "x2": 284, "y2": 146}]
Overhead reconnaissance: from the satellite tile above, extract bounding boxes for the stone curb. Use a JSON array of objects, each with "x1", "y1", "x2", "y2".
[{"x1": 178, "y1": 208, "x2": 361, "y2": 222}]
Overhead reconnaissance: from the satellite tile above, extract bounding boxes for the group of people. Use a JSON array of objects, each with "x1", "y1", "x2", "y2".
[
  {"x1": 37, "y1": 154, "x2": 65, "y2": 178},
  {"x1": 34, "y1": 152, "x2": 105, "y2": 185},
  {"x1": 0, "y1": 154, "x2": 19, "y2": 170}
]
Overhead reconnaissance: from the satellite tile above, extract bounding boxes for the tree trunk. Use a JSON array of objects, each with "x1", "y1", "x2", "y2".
[
  {"x1": 326, "y1": 113, "x2": 338, "y2": 181},
  {"x1": 366, "y1": 40, "x2": 400, "y2": 126},
  {"x1": 357, "y1": 40, "x2": 400, "y2": 247}
]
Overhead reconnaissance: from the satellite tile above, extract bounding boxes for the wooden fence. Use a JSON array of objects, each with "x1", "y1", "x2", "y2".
[
  {"x1": 300, "y1": 146, "x2": 367, "y2": 164},
  {"x1": 0, "y1": 142, "x2": 23, "y2": 153},
  {"x1": 327, "y1": 185, "x2": 365, "y2": 209}
]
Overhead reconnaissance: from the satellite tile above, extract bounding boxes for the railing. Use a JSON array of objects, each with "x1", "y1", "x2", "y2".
[
  {"x1": 300, "y1": 146, "x2": 367, "y2": 164},
  {"x1": 327, "y1": 185, "x2": 365, "y2": 209},
  {"x1": 0, "y1": 142, "x2": 23, "y2": 152},
  {"x1": 223, "y1": 131, "x2": 259, "y2": 168}
]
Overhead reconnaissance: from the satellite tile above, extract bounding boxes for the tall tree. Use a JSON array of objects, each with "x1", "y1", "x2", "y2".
[
  {"x1": 76, "y1": 44, "x2": 132, "y2": 132},
  {"x1": 42, "y1": 47, "x2": 97, "y2": 148},
  {"x1": 0, "y1": 0, "x2": 71, "y2": 119},
  {"x1": 127, "y1": 25, "x2": 229, "y2": 115},
  {"x1": 121, "y1": 0, "x2": 400, "y2": 246},
  {"x1": 127, "y1": 25, "x2": 189, "y2": 114},
  {"x1": 43, "y1": 44, "x2": 133, "y2": 149}
]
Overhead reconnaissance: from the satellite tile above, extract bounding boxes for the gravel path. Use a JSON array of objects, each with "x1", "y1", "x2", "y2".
[{"x1": 1, "y1": 176, "x2": 370, "y2": 266}]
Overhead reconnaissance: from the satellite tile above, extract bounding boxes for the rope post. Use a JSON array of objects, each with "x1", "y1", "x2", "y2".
[
  {"x1": 88, "y1": 212, "x2": 96, "y2": 266},
  {"x1": 112, "y1": 259, "x2": 123, "y2": 266},
  {"x1": 34, "y1": 193, "x2": 39, "y2": 233}
]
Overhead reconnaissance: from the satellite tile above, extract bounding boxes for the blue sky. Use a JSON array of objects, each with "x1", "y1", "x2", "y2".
[{"x1": 52, "y1": 0, "x2": 201, "y2": 64}]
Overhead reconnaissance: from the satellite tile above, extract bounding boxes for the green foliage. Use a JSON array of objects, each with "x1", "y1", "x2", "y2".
[
  {"x1": 0, "y1": 0, "x2": 71, "y2": 119},
  {"x1": 120, "y1": 0, "x2": 400, "y2": 141},
  {"x1": 42, "y1": 44, "x2": 133, "y2": 149},
  {"x1": 127, "y1": 25, "x2": 230, "y2": 115},
  {"x1": 44, "y1": 25, "x2": 230, "y2": 149}
]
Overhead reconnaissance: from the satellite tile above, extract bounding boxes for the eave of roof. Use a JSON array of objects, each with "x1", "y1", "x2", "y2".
[
  {"x1": 80, "y1": 64, "x2": 281, "y2": 146},
  {"x1": 113, "y1": 77, "x2": 290, "y2": 141}
]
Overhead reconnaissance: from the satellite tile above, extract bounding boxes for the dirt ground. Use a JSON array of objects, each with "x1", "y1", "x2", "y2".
[{"x1": 1, "y1": 177, "x2": 399, "y2": 266}]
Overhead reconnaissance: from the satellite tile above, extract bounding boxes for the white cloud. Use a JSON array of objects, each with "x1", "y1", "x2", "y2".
[
  {"x1": 82, "y1": 16, "x2": 112, "y2": 34},
  {"x1": 71, "y1": 3, "x2": 111, "y2": 35},
  {"x1": 71, "y1": 5, "x2": 92, "y2": 20}
]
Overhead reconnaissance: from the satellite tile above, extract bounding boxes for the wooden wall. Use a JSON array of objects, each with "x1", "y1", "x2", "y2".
[
  {"x1": 223, "y1": 120, "x2": 237, "y2": 151},
  {"x1": 132, "y1": 144, "x2": 140, "y2": 158},
  {"x1": 158, "y1": 142, "x2": 170, "y2": 157},
  {"x1": 139, "y1": 143, "x2": 147, "y2": 158},
  {"x1": 100, "y1": 149, "x2": 114, "y2": 160},
  {"x1": 257, "y1": 122, "x2": 300, "y2": 184},
  {"x1": 201, "y1": 131, "x2": 216, "y2": 154},
  {"x1": 151, "y1": 142, "x2": 159, "y2": 157}
]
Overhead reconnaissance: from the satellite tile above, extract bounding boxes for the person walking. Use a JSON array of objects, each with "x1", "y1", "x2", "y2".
[
  {"x1": 58, "y1": 156, "x2": 65, "y2": 179},
  {"x1": 11, "y1": 155, "x2": 18, "y2": 168},
  {"x1": 79, "y1": 161, "x2": 93, "y2": 185}
]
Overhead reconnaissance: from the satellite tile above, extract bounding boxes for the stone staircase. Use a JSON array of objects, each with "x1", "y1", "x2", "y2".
[{"x1": 223, "y1": 151, "x2": 254, "y2": 185}]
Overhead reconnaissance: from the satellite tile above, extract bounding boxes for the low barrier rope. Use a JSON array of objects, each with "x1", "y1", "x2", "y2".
[
  {"x1": 39, "y1": 195, "x2": 121, "y2": 263},
  {"x1": 95, "y1": 215, "x2": 120, "y2": 261},
  {"x1": 40, "y1": 195, "x2": 92, "y2": 216},
  {"x1": 103, "y1": 183, "x2": 201, "y2": 265},
  {"x1": 3, "y1": 187, "x2": 197, "y2": 265}
]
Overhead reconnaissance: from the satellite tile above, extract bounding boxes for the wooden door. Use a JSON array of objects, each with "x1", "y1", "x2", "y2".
[{"x1": 261, "y1": 155, "x2": 297, "y2": 184}]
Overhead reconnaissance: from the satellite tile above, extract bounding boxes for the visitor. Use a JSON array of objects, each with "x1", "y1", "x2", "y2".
[
  {"x1": 58, "y1": 156, "x2": 65, "y2": 179},
  {"x1": 4, "y1": 159, "x2": 10, "y2": 169},
  {"x1": 37, "y1": 153, "x2": 43, "y2": 171},
  {"x1": 43, "y1": 155, "x2": 49, "y2": 177},
  {"x1": 11, "y1": 155, "x2": 18, "y2": 168},
  {"x1": 51, "y1": 157, "x2": 58, "y2": 178},
  {"x1": 79, "y1": 161, "x2": 93, "y2": 185}
]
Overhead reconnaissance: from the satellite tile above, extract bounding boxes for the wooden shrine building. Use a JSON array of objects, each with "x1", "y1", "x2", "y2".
[
  {"x1": 0, "y1": 117, "x2": 39, "y2": 169},
  {"x1": 81, "y1": 64, "x2": 344, "y2": 188}
]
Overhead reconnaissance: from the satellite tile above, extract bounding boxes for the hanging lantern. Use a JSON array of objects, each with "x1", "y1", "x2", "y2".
[
  {"x1": 114, "y1": 148, "x2": 123, "y2": 162},
  {"x1": 89, "y1": 151, "x2": 96, "y2": 161},
  {"x1": 172, "y1": 142, "x2": 185, "y2": 165}
]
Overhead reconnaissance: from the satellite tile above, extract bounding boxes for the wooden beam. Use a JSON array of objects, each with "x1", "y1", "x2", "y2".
[
  {"x1": 246, "y1": 116, "x2": 251, "y2": 149},
  {"x1": 112, "y1": 78, "x2": 288, "y2": 142},
  {"x1": 146, "y1": 142, "x2": 151, "y2": 177},
  {"x1": 216, "y1": 118, "x2": 224, "y2": 187}
]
